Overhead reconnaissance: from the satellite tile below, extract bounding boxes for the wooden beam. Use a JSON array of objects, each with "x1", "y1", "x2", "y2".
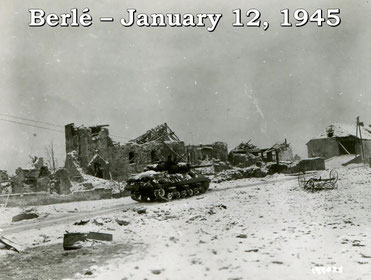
[{"x1": 338, "y1": 141, "x2": 351, "y2": 155}]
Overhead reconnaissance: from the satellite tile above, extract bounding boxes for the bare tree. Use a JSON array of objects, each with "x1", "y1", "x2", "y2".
[{"x1": 45, "y1": 140, "x2": 58, "y2": 173}]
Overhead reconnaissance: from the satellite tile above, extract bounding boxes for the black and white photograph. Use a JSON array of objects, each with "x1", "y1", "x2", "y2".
[{"x1": 1, "y1": 0, "x2": 371, "y2": 279}]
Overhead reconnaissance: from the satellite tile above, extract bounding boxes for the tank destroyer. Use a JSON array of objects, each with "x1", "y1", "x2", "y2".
[{"x1": 125, "y1": 160, "x2": 211, "y2": 202}]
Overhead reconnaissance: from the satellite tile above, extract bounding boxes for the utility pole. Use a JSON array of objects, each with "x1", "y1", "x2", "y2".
[{"x1": 356, "y1": 116, "x2": 366, "y2": 163}]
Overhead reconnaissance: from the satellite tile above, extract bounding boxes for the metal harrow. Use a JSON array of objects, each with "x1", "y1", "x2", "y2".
[{"x1": 298, "y1": 169, "x2": 338, "y2": 192}]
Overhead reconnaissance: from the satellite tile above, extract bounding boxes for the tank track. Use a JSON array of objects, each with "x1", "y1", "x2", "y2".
[{"x1": 129, "y1": 180, "x2": 210, "y2": 202}]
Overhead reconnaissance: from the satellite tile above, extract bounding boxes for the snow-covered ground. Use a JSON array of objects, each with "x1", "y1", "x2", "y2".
[{"x1": 1, "y1": 165, "x2": 371, "y2": 280}]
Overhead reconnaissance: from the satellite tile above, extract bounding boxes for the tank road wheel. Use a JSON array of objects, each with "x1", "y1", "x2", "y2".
[
  {"x1": 166, "y1": 192, "x2": 173, "y2": 201},
  {"x1": 181, "y1": 190, "x2": 188, "y2": 198},
  {"x1": 193, "y1": 187, "x2": 200, "y2": 195},
  {"x1": 173, "y1": 191, "x2": 181, "y2": 199},
  {"x1": 130, "y1": 192, "x2": 141, "y2": 202},
  {"x1": 154, "y1": 188, "x2": 166, "y2": 201},
  {"x1": 141, "y1": 196, "x2": 150, "y2": 202},
  {"x1": 198, "y1": 185, "x2": 206, "y2": 193},
  {"x1": 187, "y1": 188, "x2": 194, "y2": 197}
]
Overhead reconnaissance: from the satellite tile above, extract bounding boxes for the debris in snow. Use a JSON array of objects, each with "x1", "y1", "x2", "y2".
[
  {"x1": 207, "y1": 209, "x2": 216, "y2": 215},
  {"x1": 63, "y1": 232, "x2": 112, "y2": 250},
  {"x1": 63, "y1": 233, "x2": 87, "y2": 250},
  {"x1": 87, "y1": 232, "x2": 113, "y2": 242},
  {"x1": 0, "y1": 236, "x2": 23, "y2": 252},
  {"x1": 133, "y1": 207, "x2": 147, "y2": 214},
  {"x1": 352, "y1": 240, "x2": 365, "y2": 247},
  {"x1": 84, "y1": 270, "x2": 93, "y2": 275},
  {"x1": 245, "y1": 249, "x2": 259, "y2": 252},
  {"x1": 93, "y1": 218, "x2": 104, "y2": 226},
  {"x1": 39, "y1": 234, "x2": 50, "y2": 243},
  {"x1": 12, "y1": 212, "x2": 39, "y2": 223},
  {"x1": 151, "y1": 269, "x2": 162, "y2": 275},
  {"x1": 236, "y1": 234, "x2": 248, "y2": 239},
  {"x1": 115, "y1": 219, "x2": 130, "y2": 226},
  {"x1": 272, "y1": 261, "x2": 284, "y2": 265},
  {"x1": 74, "y1": 219, "x2": 90, "y2": 226}
]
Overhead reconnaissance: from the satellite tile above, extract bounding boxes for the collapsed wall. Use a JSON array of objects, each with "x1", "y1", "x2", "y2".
[{"x1": 7, "y1": 157, "x2": 72, "y2": 195}]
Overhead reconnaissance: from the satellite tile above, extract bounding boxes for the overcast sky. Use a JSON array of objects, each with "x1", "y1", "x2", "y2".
[{"x1": 1, "y1": 0, "x2": 371, "y2": 172}]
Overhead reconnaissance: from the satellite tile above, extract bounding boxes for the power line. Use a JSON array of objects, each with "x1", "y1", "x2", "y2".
[
  {"x1": 0, "y1": 113, "x2": 64, "y2": 128},
  {"x1": 0, "y1": 113, "x2": 131, "y2": 140},
  {"x1": 0, "y1": 119, "x2": 64, "y2": 133}
]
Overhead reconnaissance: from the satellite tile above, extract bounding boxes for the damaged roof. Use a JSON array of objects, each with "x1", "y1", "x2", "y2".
[
  {"x1": 316, "y1": 123, "x2": 371, "y2": 140},
  {"x1": 266, "y1": 140, "x2": 290, "y2": 153},
  {"x1": 130, "y1": 123, "x2": 180, "y2": 144}
]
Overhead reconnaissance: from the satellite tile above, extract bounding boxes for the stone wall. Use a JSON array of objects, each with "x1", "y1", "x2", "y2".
[
  {"x1": 286, "y1": 157, "x2": 326, "y2": 173},
  {"x1": 306, "y1": 138, "x2": 340, "y2": 159},
  {"x1": 187, "y1": 142, "x2": 228, "y2": 164},
  {"x1": 278, "y1": 146, "x2": 294, "y2": 161},
  {"x1": 0, "y1": 188, "x2": 112, "y2": 207},
  {"x1": 228, "y1": 152, "x2": 259, "y2": 168}
]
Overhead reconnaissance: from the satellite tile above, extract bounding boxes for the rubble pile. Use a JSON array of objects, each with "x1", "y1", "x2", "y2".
[
  {"x1": 65, "y1": 150, "x2": 126, "y2": 195},
  {"x1": 1, "y1": 157, "x2": 74, "y2": 195},
  {"x1": 11, "y1": 157, "x2": 51, "y2": 193},
  {"x1": 212, "y1": 165, "x2": 268, "y2": 183},
  {"x1": 69, "y1": 172, "x2": 126, "y2": 194}
]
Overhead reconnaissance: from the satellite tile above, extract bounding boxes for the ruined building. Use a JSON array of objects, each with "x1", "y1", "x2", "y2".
[
  {"x1": 65, "y1": 123, "x2": 186, "y2": 181},
  {"x1": 11, "y1": 157, "x2": 51, "y2": 193},
  {"x1": 229, "y1": 139, "x2": 294, "y2": 167},
  {"x1": 306, "y1": 123, "x2": 371, "y2": 160},
  {"x1": 186, "y1": 142, "x2": 228, "y2": 165},
  {"x1": 261, "y1": 140, "x2": 294, "y2": 162}
]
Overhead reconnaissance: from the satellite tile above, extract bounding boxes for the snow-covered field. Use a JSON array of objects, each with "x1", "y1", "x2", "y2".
[{"x1": 1, "y1": 166, "x2": 371, "y2": 279}]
